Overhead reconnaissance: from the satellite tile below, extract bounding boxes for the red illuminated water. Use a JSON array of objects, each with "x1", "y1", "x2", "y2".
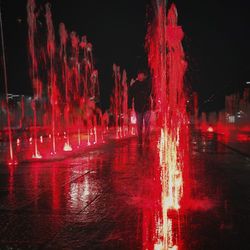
[
  {"x1": 111, "y1": 64, "x2": 130, "y2": 138},
  {"x1": 122, "y1": 70, "x2": 129, "y2": 136},
  {"x1": 0, "y1": 6, "x2": 15, "y2": 165},
  {"x1": 146, "y1": 2, "x2": 189, "y2": 249},
  {"x1": 59, "y1": 23, "x2": 72, "y2": 151},
  {"x1": 1, "y1": 1, "x2": 249, "y2": 249},
  {"x1": 45, "y1": 3, "x2": 57, "y2": 155},
  {"x1": 27, "y1": 0, "x2": 42, "y2": 159},
  {"x1": 1, "y1": 0, "x2": 139, "y2": 164}
]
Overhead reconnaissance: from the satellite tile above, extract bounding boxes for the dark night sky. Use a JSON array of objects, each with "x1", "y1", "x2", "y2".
[{"x1": 1, "y1": 0, "x2": 250, "y2": 111}]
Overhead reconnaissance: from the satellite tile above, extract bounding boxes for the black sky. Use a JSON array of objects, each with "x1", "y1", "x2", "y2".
[{"x1": 1, "y1": 0, "x2": 250, "y2": 111}]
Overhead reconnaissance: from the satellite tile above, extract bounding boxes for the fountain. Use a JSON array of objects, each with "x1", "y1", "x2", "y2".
[
  {"x1": 0, "y1": 0, "x2": 135, "y2": 165},
  {"x1": 146, "y1": 1, "x2": 190, "y2": 249},
  {"x1": 0, "y1": 7, "x2": 15, "y2": 165},
  {"x1": 110, "y1": 64, "x2": 130, "y2": 138}
]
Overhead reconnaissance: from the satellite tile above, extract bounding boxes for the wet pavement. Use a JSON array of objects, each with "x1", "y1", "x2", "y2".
[{"x1": 0, "y1": 131, "x2": 250, "y2": 249}]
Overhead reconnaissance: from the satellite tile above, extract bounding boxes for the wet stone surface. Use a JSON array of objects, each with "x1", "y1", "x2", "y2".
[{"x1": 0, "y1": 132, "x2": 250, "y2": 249}]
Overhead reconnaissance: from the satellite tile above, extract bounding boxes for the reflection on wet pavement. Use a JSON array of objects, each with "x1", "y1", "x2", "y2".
[{"x1": 0, "y1": 132, "x2": 250, "y2": 249}]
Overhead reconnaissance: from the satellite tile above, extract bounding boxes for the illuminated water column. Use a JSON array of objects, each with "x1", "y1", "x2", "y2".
[
  {"x1": 0, "y1": 7, "x2": 15, "y2": 165},
  {"x1": 45, "y1": 3, "x2": 57, "y2": 155},
  {"x1": 147, "y1": 1, "x2": 189, "y2": 249},
  {"x1": 27, "y1": 0, "x2": 42, "y2": 159}
]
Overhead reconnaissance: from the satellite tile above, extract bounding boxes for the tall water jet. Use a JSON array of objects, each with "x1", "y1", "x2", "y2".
[
  {"x1": 59, "y1": 23, "x2": 72, "y2": 152},
  {"x1": 111, "y1": 64, "x2": 129, "y2": 138},
  {"x1": 146, "y1": 1, "x2": 189, "y2": 249},
  {"x1": 113, "y1": 64, "x2": 122, "y2": 138},
  {"x1": 121, "y1": 70, "x2": 129, "y2": 136},
  {"x1": 70, "y1": 31, "x2": 80, "y2": 100},
  {"x1": 80, "y1": 36, "x2": 89, "y2": 100},
  {"x1": 45, "y1": 3, "x2": 57, "y2": 155},
  {"x1": 0, "y1": 6, "x2": 15, "y2": 165},
  {"x1": 70, "y1": 31, "x2": 84, "y2": 146},
  {"x1": 27, "y1": 0, "x2": 42, "y2": 159}
]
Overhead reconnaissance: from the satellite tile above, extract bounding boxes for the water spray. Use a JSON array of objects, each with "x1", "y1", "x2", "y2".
[{"x1": 0, "y1": 3, "x2": 16, "y2": 165}]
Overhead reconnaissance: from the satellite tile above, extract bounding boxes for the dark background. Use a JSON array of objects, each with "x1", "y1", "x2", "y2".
[{"x1": 1, "y1": 0, "x2": 250, "y2": 111}]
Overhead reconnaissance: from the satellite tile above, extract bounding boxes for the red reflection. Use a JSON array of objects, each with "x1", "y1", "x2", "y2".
[
  {"x1": 8, "y1": 166, "x2": 15, "y2": 202},
  {"x1": 52, "y1": 166, "x2": 60, "y2": 210},
  {"x1": 31, "y1": 163, "x2": 39, "y2": 207}
]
